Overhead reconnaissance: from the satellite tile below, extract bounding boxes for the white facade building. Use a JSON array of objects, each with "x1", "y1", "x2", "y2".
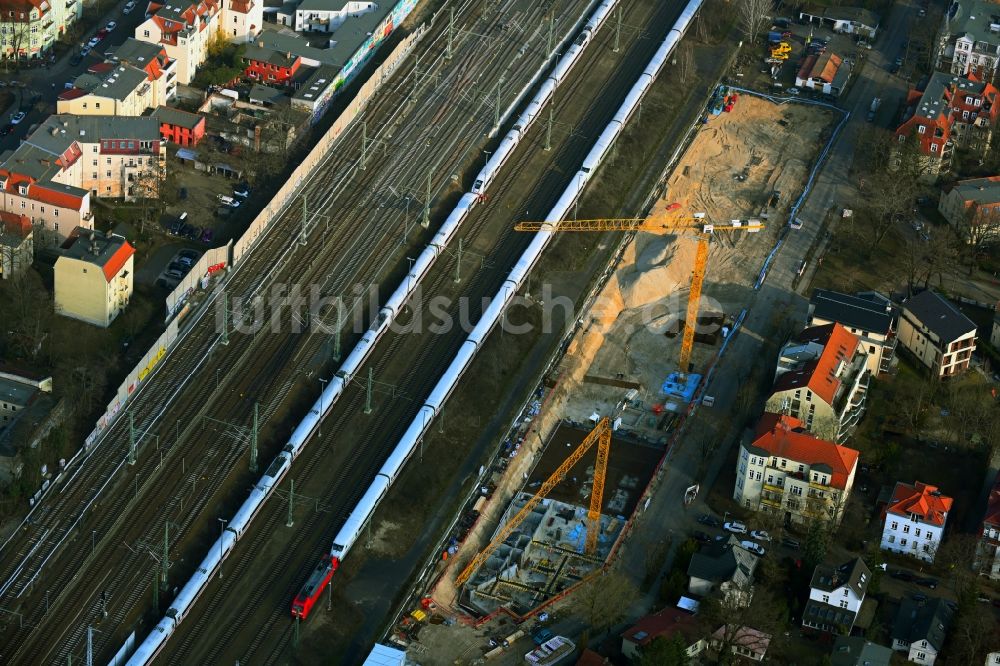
[{"x1": 880, "y1": 481, "x2": 952, "y2": 564}]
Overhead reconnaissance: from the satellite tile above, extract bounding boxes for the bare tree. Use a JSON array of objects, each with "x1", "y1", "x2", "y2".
[
  {"x1": 960, "y1": 204, "x2": 1000, "y2": 263},
  {"x1": 699, "y1": 588, "x2": 788, "y2": 664},
  {"x1": 569, "y1": 569, "x2": 637, "y2": 644},
  {"x1": 677, "y1": 42, "x2": 695, "y2": 85},
  {"x1": 737, "y1": 0, "x2": 774, "y2": 46}
]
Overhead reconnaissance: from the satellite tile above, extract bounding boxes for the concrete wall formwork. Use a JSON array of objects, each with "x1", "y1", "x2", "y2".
[{"x1": 232, "y1": 26, "x2": 427, "y2": 266}]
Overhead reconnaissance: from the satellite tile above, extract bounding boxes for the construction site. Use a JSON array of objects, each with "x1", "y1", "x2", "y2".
[{"x1": 401, "y1": 93, "x2": 834, "y2": 663}]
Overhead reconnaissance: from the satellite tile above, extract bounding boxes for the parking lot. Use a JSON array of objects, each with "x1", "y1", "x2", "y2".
[{"x1": 164, "y1": 157, "x2": 251, "y2": 247}]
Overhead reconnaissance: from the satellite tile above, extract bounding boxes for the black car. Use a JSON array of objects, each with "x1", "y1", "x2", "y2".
[
  {"x1": 697, "y1": 514, "x2": 720, "y2": 528},
  {"x1": 912, "y1": 593, "x2": 928, "y2": 602},
  {"x1": 915, "y1": 577, "x2": 938, "y2": 589},
  {"x1": 781, "y1": 537, "x2": 800, "y2": 550},
  {"x1": 69, "y1": 53, "x2": 83, "y2": 66},
  {"x1": 890, "y1": 570, "x2": 916, "y2": 582},
  {"x1": 0, "y1": 123, "x2": 13, "y2": 136},
  {"x1": 692, "y1": 531, "x2": 712, "y2": 544}
]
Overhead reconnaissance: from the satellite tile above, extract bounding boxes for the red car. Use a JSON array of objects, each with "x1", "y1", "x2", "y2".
[{"x1": 96, "y1": 28, "x2": 108, "y2": 39}]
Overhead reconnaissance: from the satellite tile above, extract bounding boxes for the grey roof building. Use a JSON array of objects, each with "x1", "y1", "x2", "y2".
[
  {"x1": 802, "y1": 557, "x2": 871, "y2": 634},
  {"x1": 898, "y1": 290, "x2": 977, "y2": 378},
  {"x1": 830, "y1": 636, "x2": 893, "y2": 666},
  {"x1": 687, "y1": 536, "x2": 758, "y2": 607},
  {"x1": 935, "y1": 0, "x2": 1000, "y2": 77},
  {"x1": 891, "y1": 597, "x2": 952, "y2": 664}
]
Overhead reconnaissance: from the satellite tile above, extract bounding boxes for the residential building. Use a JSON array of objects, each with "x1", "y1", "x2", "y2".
[
  {"x1": 795, "y1": 51, "x2": 852, "y2": 96},
  {"x1": 987, "y1": 652, "x2": 1000, "y2": 666},
  {"x1": 975, "y1": 474, "x2": 1000, "y2": 580},
  {"x1": 808, "y1": 289, "x2": 897, "y2": 375},
  {"x1": 880, "y1": 481, "x2": 952, "y2": 563},
  {"x1": 242, "y1": 42, "x2": 302, "y2": 85},
  {"x1": 802, "y1": 557, "x2": 871, "y2": 634},
  {"x1": 735, "y1": 414, "x2": 859, "y2": 526},
  {"x1": 897, "y1": 290, "x2": 977, "y2": 378},
  {"x1": 709, "y1": 626, "x2": 771, "y2": 663},
  {"x1": 54, "y1": 228, "x2": 134, "y2": 327},
  {"x1": 0, "y1": 368, "x2": 51, "y2": 430},
  {"x1": 0, "y1": 0, "x2": 82, "y2": 60},
  {"x1": 575, "y1": 649, "x2": 610, "y2": 666},
  {"x1": 890, "y1": 597, "x2": 952, "y2": 665},
  {"x1": 831, "y1": 637, "x2": 893, "y2": 666},
  {"x1": 620, "y1": 608, "x2": 706, "y2": 661},
  {"x1": 798, "y1": 6, "x2": 879, "y2": 39},
  {"x1": 764, "y1": 322, "x2": 870, "y2": 442},
  {"x1": 294, "y1": 0, "x2": 376, "y2": 33},
  {"x1": 686, "y1": 536, "x2": 758, "y2": 608},
  {"x1": 895, "y1": 72, "x2": 1000, "y2": 174},
  {"x1": 151, "y1": 105, "x2": 206, "y2": 146},
  {"x1": 57, "y1": 40, "x2": 177, "y2": 116},
  {"x1": 935, "y1": 0, "x2": 1000, "y2": 78},
  {"x1": 0, "y1": 211, "x2": 32, "y2": 280},
  {"x1": 135, "y1": 0, "x2": 262, "y2": 85},
  {"x1": 939, "y1": 176, "x2": 1000, "y2": 245}
]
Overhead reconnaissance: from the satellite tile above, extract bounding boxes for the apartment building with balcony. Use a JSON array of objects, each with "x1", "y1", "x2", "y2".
[
  {"x1": 880, "y1": 481, "x2": 952, "y2": 563},
  {"x1": 895, "y1": 72, "x2": 1000, "y2": 175},
  {"x1": 764, "y1": 322, "x2": 870, "y2": 443},
  {"x1": 808, "y1": 289, "x2": 897, "y2": 376},
  {"x1": 802, "y1": 557, "x2": 871, "y2": 635},
  {"x1": 0, "y1": 0, "x2": 82, "y2": 60},
  {"x1": 897, "y1": 290, "x2": 977, "y2": 378},
  {"x1": 294, "y1": 0, "x2": 375, "y2": 33},
  {"x1": 54, "y1": 228, "x2": 134, "y2": 327},
  {"x1": 136, "y1": 0, "x2": 262, "y2": 85},
  {"x1": 974, "y1": 474, "x2": 1000, "y2": 580},
  {"x1": 734, "y1": 413, "x2": 860, "y2": 527},
  {"x1": 935, "y1": 0, "x2": 1000, "y2": 79},
  {"x1": 57, "y1": 39, "x2": 177, "y2": 116}
]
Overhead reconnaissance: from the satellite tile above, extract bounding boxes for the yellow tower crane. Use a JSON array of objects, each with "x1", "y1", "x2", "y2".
[
  {"x1": 514, "y1": 214, "x2": 763, "y2": 373},
  {"x1": 454, "y1": 417, "x2": 613, "y2": 588}
]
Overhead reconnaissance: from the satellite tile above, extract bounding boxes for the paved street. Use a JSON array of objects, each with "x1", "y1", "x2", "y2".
[{"x1": 0, "y1": 0, "x2": 144, "y2": 150}]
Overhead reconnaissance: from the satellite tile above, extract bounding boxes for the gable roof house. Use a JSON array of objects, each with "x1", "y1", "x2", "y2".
[
  {"x1": 687, "y1": 536, "x2": 758, "y2": 608},
  {"x1": 795, "y1": 51, "x2": 852, "y2": 96},
  {"x1": 830, "y1": 636, "x2": 893, "y2": 666},
  {"x1": 764, "y1": 323, "x2": 870, "y2": 443},
  {"x1": 895, "y1": 72, "x2": 1000, "y2": 176},
  {"x1": 938, "y1": 175, "x2": 1000, "y2": 247},
  {"x1": 620, "y1": 607, "x2": 707, "y2": 661},
  {"x1": 710, "y1": 625, "x2": 772, "y2": 663},
  {"x1": 808, "y1": 289, "x2": 897, "y2": 375},
  {"x1": 897, "y1": 290, "x2": 977, "y2": 378},
  {"x1": 802, "y1": 557, "x2": 872, "y2": 634},
  {"x1": 891, "y1": 597, "x2": 953, "y2": 665}
]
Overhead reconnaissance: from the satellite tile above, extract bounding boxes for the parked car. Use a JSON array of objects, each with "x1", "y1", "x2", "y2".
[
  {"x1": 740, "y1": 540, "x2": 766, "y2": 556},
  {"x1": 692, "y1": 531, "x2": 712, "y2": 544},
  {"x1": 533, "y1": 629, "x2": 554, "y2": 646},
  {"x1": 87, "y1": 36, "x2": 101, "y2": 48},
  {"x1": 200, "y1": 228, "x2": 214, "y2": 243},
  {"x1": 697, "y1": 514, "x2": 720, "y2": 528},
  {"x1": 724, "y1": 521, "x2": 748, "y2": 534},
  {"x1": 80, "y1": 46, "x2": 91, "y2": 57},
  {"x1": 179, "y1": 249, "x2": 199, "y2": 261},
  {"x1": 164, "y1": 268, "x2": 184, "y2": 280},
  {"x1": 124, "y1": 0, "x2": 136, "y2": 12},
  {"x1": 912, "y1": 593, "x2": 928, "y2": 602},
  {"x1": 218, "y1": 194, "x2": 239, "y2": 207},
  {"x1": 915, "y1": 578, "x2": 938, "y2": 589},
  {"x1": 233, "y1": 185, "x2": 250, "y2": 198},
  {"x1": 750, "y1": 530, "x2": 772, "y2": 542},
  {"x1": 780, "y1": 536, "x2": 800, "y2": 550},
  {"x1": 10, "y1": 111, "x2": 26, "y2": 125},
  {"x1": 96, "y1": 28, "x2": 108, "y2": 39},
  {"x1": 178, "y1": 186, "x2": 188, "y2": 200},
  {"x1": 787, "y1": 87, "x2": 800, "y2": 95},
  {"x1": 105, "y1": 20, "x2": 117, "y2": 31},
  {"x1": 0, "y1": 123, "x2": 13, "y2": 136},
  {"x1": 890, "y1": 570, "x2": 916, "y2": 582},
  {"x1": 69, "y1": 53, "x2": 83, "y2": 66},
  {"x1": 186, "y1": 225, "x2": 202, "y2": 240}
]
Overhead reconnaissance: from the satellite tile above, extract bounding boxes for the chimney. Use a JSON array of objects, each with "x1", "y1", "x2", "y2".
[{"x1": 254, "y1": 124, "x2": 261, "y2": 152}]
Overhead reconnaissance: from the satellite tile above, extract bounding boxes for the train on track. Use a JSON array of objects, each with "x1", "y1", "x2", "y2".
[
  {"x1": 123, "y1": 0, "x2": 701, "y2": 661},
  {"x1": 291, "y1": 556, "x2": 338, "y2": 620}
]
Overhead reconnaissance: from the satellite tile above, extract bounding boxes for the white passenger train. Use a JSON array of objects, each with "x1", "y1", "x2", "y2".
[{"x1": 120, "y1": 0, "x2": 640, "y2": 662}]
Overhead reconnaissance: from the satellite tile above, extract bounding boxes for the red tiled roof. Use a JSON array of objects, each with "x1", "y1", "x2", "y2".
[
  {"x1": 886, "y1": 481, "x2": 952, "y2": 527},
  {"x1": 621, "y1": 607, "x2": 697, "y2": 648},
  {"x1": 771, "y1": 323, "x2": 859, "y2": 405},
  {"x1": 58, "y1": 88, "x2": 88, "y2": 101},
  {"x1": 28, "y1": 183, "x2": 84, "y2": 210},
  {"x1": 753, "y1": 413, "x2": 859, "y2": 489},
  {"x1": 0, "y1": 211, "x2": 31, "y2": 236},
  {"x1": 984, "y1": 476, "x2": 1000, "y2": 530},
  {"x1": 575, "y1": 649, "x2": 608, "y2": 666},
  {"x1": 102, "y1": 241, "x2": 134, "y2": 282}
]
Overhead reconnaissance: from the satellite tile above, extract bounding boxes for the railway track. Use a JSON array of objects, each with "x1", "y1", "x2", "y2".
[
  {"x1": 158, "y1": 0, "x2": 683, "y2": 662},
  {"x1": 0, "y1": 0, "x2": 599, "y2": 662}
]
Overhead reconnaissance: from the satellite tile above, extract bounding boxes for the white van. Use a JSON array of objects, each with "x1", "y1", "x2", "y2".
[{"x1": 217, "y1": 194, "x2": 237, "y2": 206}]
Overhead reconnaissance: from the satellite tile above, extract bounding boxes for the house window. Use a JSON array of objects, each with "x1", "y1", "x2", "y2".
[
  {"x1": 822, "y1": 594, "x2": 830, "y2": 603},
  {"x1": 901, "y1": 538, "x2": 908, "y2": 546},
  {"x1": 917, "y1": 653, "x2": 926, "y2": 660},
  {"x1": 903, "y1": 525, "x2": 910, "y2": 533},
  {"x1": 963, "y1": 110, "x2": 970, "y2": 120},
  {"x1": 917, "y1": 125, "x2": 926, "y2": 134},
  {"x1": 106, "y1": 171, "x2": 111, "y2": 177},
  {"x1": 791, "y1": 486, "x2": 802, "y2": 496},
  {"x1": 888, "y1": 535, "x2": 895, "y2": 543},
  {"x1": 966, "y1": 96, "x2": 974, "y2": 104},
  {"x1": 931, "y1": 143, "x2": 938, "y2": 153},
  {"x1": 839, "y1": 600, "x2": 849, "y2": 608},
  {"x1": 915, "y1": 528, "x2": 921, "y2": 537}
]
